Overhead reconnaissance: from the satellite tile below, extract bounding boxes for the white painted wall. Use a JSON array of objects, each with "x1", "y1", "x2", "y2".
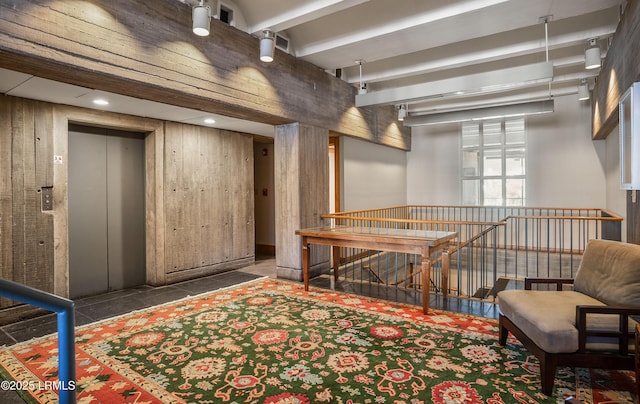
[
  {"x1": 526, "y1": 95, "x2": 606, "y2": 207},
  {"x1": 406, "y1": 122, "x2": 460, "y2": 205},
  {"x1": 340, "y1": 136, "x2": 407, "y2": 211},
  {"x1": 407, "y1": 94, "x2": 618, "y2": 209}
]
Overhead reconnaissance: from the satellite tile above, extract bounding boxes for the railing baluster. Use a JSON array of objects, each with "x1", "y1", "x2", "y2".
[{"x1": 320, "y1": 205, "x2": 622, "y2": 300}]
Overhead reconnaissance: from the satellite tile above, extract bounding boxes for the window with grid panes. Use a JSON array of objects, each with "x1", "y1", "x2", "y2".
[{"x1": 461, "y1": 118, "x2": 526, "y2": 206}]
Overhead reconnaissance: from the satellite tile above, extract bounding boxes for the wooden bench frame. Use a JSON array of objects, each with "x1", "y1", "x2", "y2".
[{"x1": 498, "y1": 277, "x2": 640, "y2": 396}]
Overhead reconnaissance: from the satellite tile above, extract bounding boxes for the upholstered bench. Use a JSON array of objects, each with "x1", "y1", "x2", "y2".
[{"x1": 497, "y1": 239, "x2": 640, "y2": 395}]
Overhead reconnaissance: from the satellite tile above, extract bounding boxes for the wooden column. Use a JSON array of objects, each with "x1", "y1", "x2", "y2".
[
  {"x1": 629, "y1": 191, "x2": 640, "y2": 244},
  {"x1": 275, "y1": 123, "x2": 330, "y2": 280}
]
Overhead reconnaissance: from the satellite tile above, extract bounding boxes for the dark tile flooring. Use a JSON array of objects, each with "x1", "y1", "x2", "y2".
[
  {"x1": 0, "y1": 256, "x2": 499, "y2": 403},
  {"x1": 0, "y1": 270, "x2": 262, "y2": 347}
]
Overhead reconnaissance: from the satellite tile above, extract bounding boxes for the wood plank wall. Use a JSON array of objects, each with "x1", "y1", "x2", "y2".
[
  {"x1": 163, "y1": 123, "x2": 255, "y2": 283},
  {"x1": 0, "y1": 94, "x2": 257, "y2": 322},
  {"x1": 629, "y1": 192, "x2": 640, "y2": 244},
  {"x1": 0, "y1": 95, "x2": 54, "y2": 310},
  {"x1": 592, "y1": 0, "x2": 640, "y2": 139},
  {"x1": 275, "y1": 123, "x2": 330, "y2": 279},
  {"x1": 0, "y1": 0, "x2": 410, "y2": 150},
  {"x1": 591, "y1": 0, "x2": 640, "y2": 243}
]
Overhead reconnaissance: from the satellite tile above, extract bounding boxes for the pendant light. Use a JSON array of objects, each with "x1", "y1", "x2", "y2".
[
  {"x1": 578, "y1": 79, "x2": 590, "y2": 101},
  {"x1": 192, "y1": 0, "x2": 211, "y2": 36},
  {"x1": 585, "y1": 38, "x2": 601, "y2": 70},
  {"x1": 260, "y1": 30, "x2": 276, "y2": 62},
  {"x1": 397, "y1": 105, "x2": 407, "y2": 121}
]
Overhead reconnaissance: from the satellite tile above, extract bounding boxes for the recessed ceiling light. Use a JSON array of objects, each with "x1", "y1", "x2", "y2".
[
  {"x1": 93, "y1": 98, "x2": 109, "y2": 106},
  {"x1": 204, "y1": 118, "x2": 216, "y2": 124}
]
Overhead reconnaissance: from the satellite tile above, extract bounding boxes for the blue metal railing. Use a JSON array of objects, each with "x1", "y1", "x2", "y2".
[{"x1": 0, "y1": 278, "x2": 76, "y2": 404}]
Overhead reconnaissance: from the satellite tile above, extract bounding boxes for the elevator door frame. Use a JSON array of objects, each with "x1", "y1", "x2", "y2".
[{"x1": 68, "y1": 125, "x2": 146, "y2": 298}]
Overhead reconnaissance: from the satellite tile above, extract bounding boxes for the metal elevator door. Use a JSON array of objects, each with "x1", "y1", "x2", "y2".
[{"x1": 68, "y1": 125, "x2": 146, "y2": 299}]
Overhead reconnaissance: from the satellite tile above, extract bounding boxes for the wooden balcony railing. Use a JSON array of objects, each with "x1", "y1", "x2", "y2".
[{"x1": 321, "y1": 205, "x2": 623, "y2": 300}]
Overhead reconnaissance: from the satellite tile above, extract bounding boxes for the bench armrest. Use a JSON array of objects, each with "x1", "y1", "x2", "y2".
[
  {"x1": 524, "y1": 277, "x2": 574, "y2": 290},
  {"x1": 575, "y1": 304, "x2": 640, "y2": 354}
]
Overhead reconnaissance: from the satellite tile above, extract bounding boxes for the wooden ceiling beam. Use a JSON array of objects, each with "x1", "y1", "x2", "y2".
[
  {"x1": 592, "y1": 0, "x2": 640, "y2": 140},
  {"x1": 0, "y1": 0, "x2": 410, "y2": 150}
]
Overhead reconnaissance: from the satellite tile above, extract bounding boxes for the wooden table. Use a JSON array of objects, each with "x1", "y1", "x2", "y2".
[{"x1": 295, "y1": 225, "x2": 458, "y2": 314}]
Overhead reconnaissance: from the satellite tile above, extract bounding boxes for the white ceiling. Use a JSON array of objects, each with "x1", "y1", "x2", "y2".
[
  {"x1": 234, "y1": 0, "x2": 622, "y2": 114},
  {"x1": 0, "y1": 0, "x2": 625, "y2": 132},
  {"x1": 0, "y1": 68, "x2": 275, "y2": 137}
]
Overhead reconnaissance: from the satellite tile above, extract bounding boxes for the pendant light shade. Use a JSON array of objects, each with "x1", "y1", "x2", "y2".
[
  {"x1": 260, "y1": 30, "x2": 275, "y2": 62},
  {"x1": 585, "y1": 38, "x2": 601, "y2": 70},
  {"x1": 192, "y1": 3, "x2": 211, "y2": 37},
  {"x1": 578, "y1": 79, "x2": 590, "y2": 101}
]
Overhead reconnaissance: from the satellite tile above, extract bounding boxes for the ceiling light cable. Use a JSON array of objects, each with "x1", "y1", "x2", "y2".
[
  {"x1": 543, "y1": 17, "x2": 552, "y2": 98},
  {"x1": 356, "y1": 60, "x2": 367, "y2": 95},
  {"x1": 544, "y1": 17, "x2": 549, "y2": 62}
]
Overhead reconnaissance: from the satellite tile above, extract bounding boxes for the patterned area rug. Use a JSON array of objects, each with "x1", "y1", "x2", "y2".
[{"x1": 0, "y1": 278, "x2": 636, "y2": 403}]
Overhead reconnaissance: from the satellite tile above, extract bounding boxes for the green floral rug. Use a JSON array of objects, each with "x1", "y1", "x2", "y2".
[{"x1": 0, "y1": 278, "x2": 635, "y2": 403}]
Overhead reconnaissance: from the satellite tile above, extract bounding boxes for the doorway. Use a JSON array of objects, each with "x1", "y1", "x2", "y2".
[
  {"x1": 329, "y1": 136, "x2": 340, "y2": 213},
  {"x1": 68, "y1": 124, "x2": 146, "y2": 298},
  {"x1": 254, "y1": 138, "x2": 276, "y2": 256}
]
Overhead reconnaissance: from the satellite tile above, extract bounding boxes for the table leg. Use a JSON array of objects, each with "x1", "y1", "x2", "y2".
[
  {"x1": 408, "y1": 262, "x2": 414, "y2": 288},
  {"x1": 421, "y1": 256, "x2": 430, "y2": 314},
  {"x1": 441, "y1": 249, "x2": 450, "y2": 298},
  {"x1": 332, "y1": 246, "x2": 340, "y2": 283},
  {"x1": 302, "y1": 239, "x2": 310, "y2": 291}
]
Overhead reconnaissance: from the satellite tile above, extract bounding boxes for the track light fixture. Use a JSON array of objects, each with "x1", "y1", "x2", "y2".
[
  {"x1": 403, "y1": 100, "x2": 555, "y2": 127},
  {"x1": 397, "y1": 104, "x2": 407, "y2": 121},
  {"x1": 578, "y1": 79, "x2": 590, "y2": 101},
  {"x1": 585, "y1": 38, "x2": 601, "y2": 70},
  {"x1": 356, "y1": 60, "x2": 367, "y2": 95},
  {"x1": 260, "y1": 29, "x2": 276, "y2": 62},
  {"x1": 192, "y1": 0, "x2": 211, "y2": 36}
]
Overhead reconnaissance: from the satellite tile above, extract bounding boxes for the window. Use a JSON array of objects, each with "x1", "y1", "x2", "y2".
[{"x1": 461, "y1": 118, "x2": 526, "y2": 206}]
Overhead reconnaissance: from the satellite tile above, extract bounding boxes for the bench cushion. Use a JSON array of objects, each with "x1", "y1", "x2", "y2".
[
  {"x1": 498, "y1": 289, "x2": 613, "y2": 353},
  {"x1": 574, "y1": 239, "x2": 640, "y2": 307}
]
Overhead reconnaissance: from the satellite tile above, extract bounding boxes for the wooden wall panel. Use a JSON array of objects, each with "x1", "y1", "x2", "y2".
[
  {"x1": 591, "y1": 0, "x2": 640, "y2": 243},
  {"x1": 0, "y1": 0, "x2": 410, "y2": 150},
  {"x1": 275, "y1": 125, "x2": 301, "y2": 272},
  {"x1": 629, "y1": 191, "x2": 640, "y2": 245},
  {"x1": 275, "y1": 123, "x2": 330, "y2": 279},
  {"x1": 0, "y1": 94, "x2": 259, "y2": 323},
  {"x1": 163, "y1": 122, "x2": 254, "y2": 282},
  {"x1": 0, "y1": 95, "x2": 54, "y2": 310},
  {"x1": 592, "y1": 0, "x2": 640, "y2": 140},
  {"x1": 0, "y1": 96, "x2": 13, "y2": 308}
]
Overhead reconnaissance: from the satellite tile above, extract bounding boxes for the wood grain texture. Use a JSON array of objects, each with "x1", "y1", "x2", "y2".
[
  {"x1": 1, "y1": 94, "x2": 258, "y2": 321},
  {"x1": 163, "y1": 122, "x2": 255, "y2": 278},
  {"x1": 0, "y1": 96, "x2": 55, "y2": 309},
  {"x1": 275, "y1": 123, "x2": 330, "y2": 276},
  {"x1": 628, "y1": 191, "x2": 640, "y2": 245},
  {"x1": 0, "y1": 96, "x2": 13, "y2": 308},
  {"x1": 589, "y1": 0, "x2": 640, "y2": 243},
  {"x1": 0, "y1": 0, "x2": 410, "y2": 150},
  {"x1": 592, "y1": 0, "x2": 640, "y2": 140}
]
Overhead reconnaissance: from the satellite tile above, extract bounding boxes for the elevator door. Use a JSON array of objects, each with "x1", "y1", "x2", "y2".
[{"x1": 68, "y1": 125, "x2": 146, "y2": 299}]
